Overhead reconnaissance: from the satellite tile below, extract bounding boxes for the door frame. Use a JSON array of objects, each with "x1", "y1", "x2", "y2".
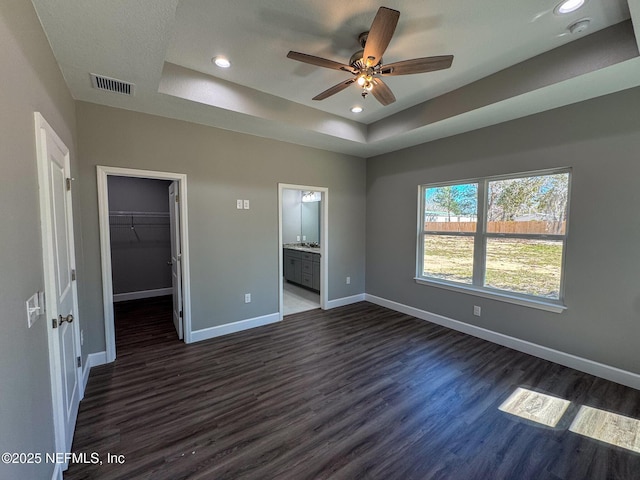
[
  {"x1": 278, "y1": 183, "x2": 328, "y2": 319},
  {"x1": 35, "y1": 112, "x2": 83, "y2": 463},
  {"x1": 97, "y1": 166, "x2": 192, "y2": 362},
  {"x1": 168, "y1": 181, "x2": 183, "y2": 340}
]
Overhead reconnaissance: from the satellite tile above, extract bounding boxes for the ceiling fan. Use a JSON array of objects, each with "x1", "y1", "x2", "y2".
[{"x1": 286, "y1": 6, "x2": 454, "y2": 106}]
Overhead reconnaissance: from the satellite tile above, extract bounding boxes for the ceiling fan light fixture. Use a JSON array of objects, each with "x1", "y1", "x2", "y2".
[
  {"x1": 357, "y1": 75, "x2": 366, "y2": 86},
  {"x1": 212, "y1": 56, "x2": 231, "y2": 68},
  {"x1": 350, "y1": 106, "x2": 363, "y2": 113},
  {"x1": 554, "y1": 0, "x2": 586, "y2": 15}
]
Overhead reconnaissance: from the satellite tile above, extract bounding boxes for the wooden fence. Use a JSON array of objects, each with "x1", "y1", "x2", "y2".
[{"x1": 424, "y1": 220, "x2": 566, "y2": 235}]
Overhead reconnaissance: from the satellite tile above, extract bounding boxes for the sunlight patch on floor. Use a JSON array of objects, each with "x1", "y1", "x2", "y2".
[
  {"x1": 499, "y1": 387, "x2": 571, "y2": 427},
  {"x1": 569, "y1": 405, "x2": 640, "y2": 453}
]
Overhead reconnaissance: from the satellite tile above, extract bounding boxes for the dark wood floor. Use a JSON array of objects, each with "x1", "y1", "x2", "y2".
[{"x1": 65, "y1": 299, "x2": 640, "y2": 479}]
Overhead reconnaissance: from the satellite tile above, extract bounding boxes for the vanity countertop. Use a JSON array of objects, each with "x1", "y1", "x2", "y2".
[{"x1": 283, "y1": 244, "x2": 321, "y2": 255}]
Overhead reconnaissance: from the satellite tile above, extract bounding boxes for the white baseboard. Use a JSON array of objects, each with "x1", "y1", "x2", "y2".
[
  {"x1": 365, "y1": 294, "x2": 640, "y2": 391},
  {"x1": 325, "y1": 293, "x2": 366, "y2": 309},
  {"x1": 113, "y1": 288, "x2": 172, "y2": 302},
  {"x1": 82, "y1": 351, "x2": 108, "y2": 392},
  {"x1": 190, "y1": 312, "x2": 280, "y2": 343}
]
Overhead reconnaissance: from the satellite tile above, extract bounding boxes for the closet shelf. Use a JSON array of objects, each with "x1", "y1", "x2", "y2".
[{"x1": 109, "y1": 211, "x2": 170, "y2": 242}]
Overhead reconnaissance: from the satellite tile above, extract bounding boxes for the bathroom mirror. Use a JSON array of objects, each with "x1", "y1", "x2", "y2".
[{"x1": 282, "y1": 189, "x2": 321, "y2": 245}]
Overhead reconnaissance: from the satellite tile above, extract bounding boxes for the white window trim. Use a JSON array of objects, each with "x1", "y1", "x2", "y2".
[
  {"x1": 414, "y1": 277, "x2": 567, "y2": 313},
  {"x1": 416, "y1": 168, "x2": 570, "y2": 313}
]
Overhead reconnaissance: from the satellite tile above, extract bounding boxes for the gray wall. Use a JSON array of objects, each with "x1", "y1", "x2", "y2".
[
  {"x1": 77, "y1": 102, "x2": 366, "y2": 354},
  {"x1": 108, "y1": 176, "x2": 172, "y2": 213},
  {"x1": 0, "y1": 1, "x2": 78, "y2": 478},
  {"x1": 108, "y1": 176, "x2": 172, "y2": 295},
  {"x1": 366, "y1": 86, "x2": 640, "y2": 375}
]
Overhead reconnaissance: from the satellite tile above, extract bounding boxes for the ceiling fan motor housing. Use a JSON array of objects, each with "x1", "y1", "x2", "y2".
[
  {"x1": 358, "y1": 31, "x2": 369, "y2": 48},
  {"x1": 350, "y1": 50, "x2": 382, "y2": 70}
]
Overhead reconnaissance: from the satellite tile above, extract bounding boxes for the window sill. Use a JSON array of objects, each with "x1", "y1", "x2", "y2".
[{"x1": 413, "y1": 277, "x2": 567, "y2": 313}]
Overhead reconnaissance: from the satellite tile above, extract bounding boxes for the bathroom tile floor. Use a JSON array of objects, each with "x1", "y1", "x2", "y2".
[{"x1": 283, "y1": 279, "x2": 320, "y2": 315}]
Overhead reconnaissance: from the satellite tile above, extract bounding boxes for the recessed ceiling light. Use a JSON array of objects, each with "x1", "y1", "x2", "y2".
[
  {"x1": 212, "y1": 56, "x2": 231, "y2": 68},
  {"x1": 554, "y1": 0, "x2": 586, "y2": 15},
  {"x1": 350, "y1": 106, "x2": 363, "y2": 113}
]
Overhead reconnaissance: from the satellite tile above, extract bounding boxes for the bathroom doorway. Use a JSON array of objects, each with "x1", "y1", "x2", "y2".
[{"x1": 278, "y1": 184, "x2": 328, "y2": 318}]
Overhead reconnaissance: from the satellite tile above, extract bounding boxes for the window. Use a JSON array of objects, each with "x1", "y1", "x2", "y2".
[{"x1": 417, "y1": 169, "x2": 570, "y2": 310}]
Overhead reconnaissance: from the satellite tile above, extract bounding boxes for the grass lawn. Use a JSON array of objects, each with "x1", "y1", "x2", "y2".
[{"x1": 424, "y1": 236, "x2": 563, "y2": 298}]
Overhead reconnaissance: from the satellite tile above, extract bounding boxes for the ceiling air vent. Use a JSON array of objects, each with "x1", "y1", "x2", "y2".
[{"x1": 90, "y1": 74, "x2": 135, "y2": 96}]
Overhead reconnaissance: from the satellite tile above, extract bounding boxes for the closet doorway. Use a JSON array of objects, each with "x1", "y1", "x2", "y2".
[
  {"x1": 97, "y1": 167, "x2": 192, "y2": 363},
  {"x1": 278, "y1": 184, "x2": 328, "y2": 319}
]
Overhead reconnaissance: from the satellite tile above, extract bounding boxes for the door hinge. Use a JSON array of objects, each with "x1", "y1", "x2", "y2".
[
  {"x1": 175, "y1": 194, "x2": 180, "y2": 203},
  {"x1": 77, "y1": 356, "x2": 82, "y2": 368},
  {"x1": 66, "y1": 177, "x2": 72, "y2": 191},
  {"x1": 179, "y1": 310, "x2": 183, "y2": 318},
  {"x1": 71, "y1": 269, "x2": 76, "y2": 281}
]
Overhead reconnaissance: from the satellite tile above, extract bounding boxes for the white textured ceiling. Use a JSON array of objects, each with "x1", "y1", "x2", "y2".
[{"x1": 31, "y1": 0, "x2": 640, "y2": 157}]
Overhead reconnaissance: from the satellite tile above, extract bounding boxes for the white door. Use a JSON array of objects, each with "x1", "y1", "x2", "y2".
[
  {"x1": 35, "y1": 113, "x2": 82, "y2": 463},
  {"x1": 169, "y1": 181, "x2": 183, "y2": 339}
]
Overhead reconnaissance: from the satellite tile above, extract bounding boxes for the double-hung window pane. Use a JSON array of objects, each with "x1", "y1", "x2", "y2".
[
  {"x1": 486, "y1": 174, "x2": 568, "y2": 235},
  {"x1": 422, "y1": 183, "x2": 478, "y2": 284},
  {"x1": 484, "y1": 173, "x2": 568, "y2": 299},
  {"x1": 423, "y1": 235, "x2": 475, "y2": 283},
  {"x1": 484, "y1": 238, "x2": 564, "y2": 298},
  {"x1": 419, "y1": 171, "x2": 570, "y2": 303}
]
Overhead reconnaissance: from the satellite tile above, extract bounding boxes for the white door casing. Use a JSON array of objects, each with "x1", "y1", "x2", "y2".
[
  {"x1": 277, "y1": 183, "x2": 329, "y2": 320},
  {"x1": 169, "y1": 181, "x2": 183, "y2": 339},
  {"x1": 97, "y1": 166, "x2": 192, "y2": 362},
  {"x1": 35, "y1": 113, "x2": 83, "y2": 467}
]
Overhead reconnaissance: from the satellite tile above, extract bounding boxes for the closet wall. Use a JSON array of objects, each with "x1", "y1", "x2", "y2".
[{"x1": 108, "y1": 176, "x2": 173, "y2": 300}]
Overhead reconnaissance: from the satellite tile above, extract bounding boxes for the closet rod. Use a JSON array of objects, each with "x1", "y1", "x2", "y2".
[{"x1": 109, "y1": 210, "x2": 170, "y2": 216}]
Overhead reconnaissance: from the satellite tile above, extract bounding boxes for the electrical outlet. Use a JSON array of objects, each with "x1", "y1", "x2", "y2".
[
  {"x1": 346, "y1": 276, "x2": 351, "y2": 285},
  {"x1": 245, "y1": 293, "x2": 251, "y2": 303},
  {"x1": 243, "y1": 199, "x2": 250, "y2": 209},
  {"x1": 473, "y1": 305, "x2": 481, "y2": 317},
  {"x1": 81, "y1": 330, "x2": 84, "y2": 346},
  {"x1": 236, "y1": 199, "x2": 243, "y2": 209}
]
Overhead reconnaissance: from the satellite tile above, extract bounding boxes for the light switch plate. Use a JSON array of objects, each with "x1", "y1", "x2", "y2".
[
  {"x1": 236, "y1": 199, "x2": 243, "y2": 209},
  {"x1": 26, "y1": 292, "x2": 41, "y2": 328},
  {"x1": 243, "y1": 199, "x2": 250, "y2": 210}
]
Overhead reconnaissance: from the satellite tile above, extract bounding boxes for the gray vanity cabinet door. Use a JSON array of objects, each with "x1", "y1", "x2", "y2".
[
  {"x1": 284, "y1": 248, "x2": 319, "y2": 292},
  {"x1": 284, "y1": 249, "x2": 302, "y2": 284},
  {"x1": 312, "y1": 258, "x2": 320, "y2": 291}
]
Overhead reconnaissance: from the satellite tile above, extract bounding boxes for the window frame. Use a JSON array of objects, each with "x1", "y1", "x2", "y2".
[{"x1": 415, "y1": 168, "x2": 571, "y2": 313}]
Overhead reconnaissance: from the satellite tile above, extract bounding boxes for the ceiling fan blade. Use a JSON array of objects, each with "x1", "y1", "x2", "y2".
[
  {"x1": 380, "y1": 55, "x2": 454, "y2": 76},
  {"x1": 363, "y1": 7, "x2": 400, "y2": 67},
  {"x1": 371, "y1": 78, "x2": 396, "y2": 106},
  {"x1": 313, "y1": 78, "x2": 357, "y2": 101},
  {"x1": 287, "y1": 51, "x2": 355, "y2": 72}
]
